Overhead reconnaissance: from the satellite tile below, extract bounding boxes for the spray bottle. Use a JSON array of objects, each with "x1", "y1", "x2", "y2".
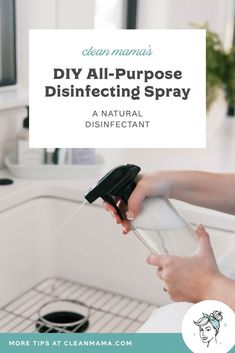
[{"x1": 85, "y1": 164, "x2": 197, "y2": 256}]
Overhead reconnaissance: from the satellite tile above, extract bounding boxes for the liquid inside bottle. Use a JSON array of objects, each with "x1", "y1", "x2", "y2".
[
  {"x1": 133, "y1": 225, "x2": 196, "y2": 256},
  {"x1": 131, "y1": 198, "x2": 197, "y2": 256}
]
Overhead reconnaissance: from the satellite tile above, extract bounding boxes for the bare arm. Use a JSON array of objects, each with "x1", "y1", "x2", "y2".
[
  {"x1": 208, "y1": 275, "x2": 235, "y2": 310},
  {"x1": 103, "y1": 171, "x2": 235, "y2": 307},
  {"x1": 169, "y1": 171, "x2": 235, "y2": 215},
  {"x1": 104, "y1": 170, "x2": 235, "y2": 233}
]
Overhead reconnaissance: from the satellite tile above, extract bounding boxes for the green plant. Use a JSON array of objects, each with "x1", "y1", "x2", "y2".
[
  {"x1": 196, "y1": 24, "x2": 235, "y2": 110},
  {"x1": 224, "y1": 46, "x2": 235, "y2": 106}
]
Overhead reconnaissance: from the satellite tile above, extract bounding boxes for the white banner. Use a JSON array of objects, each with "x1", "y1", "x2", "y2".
[{"x1": 29, "y1": 29, "x2": 206, "y2": 148}]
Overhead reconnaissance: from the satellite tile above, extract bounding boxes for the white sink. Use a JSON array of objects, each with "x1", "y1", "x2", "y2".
[{"x1": 0, "y1": 186, "x2": 234, "y2": 332}]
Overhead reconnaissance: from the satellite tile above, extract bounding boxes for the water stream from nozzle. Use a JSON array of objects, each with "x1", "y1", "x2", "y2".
[
  {"x1": 41, "y1": 199, "x2": 88, "y2": 251},
  {"x1": 54, "y1": 199, "x2": 88, "y2": 237}
]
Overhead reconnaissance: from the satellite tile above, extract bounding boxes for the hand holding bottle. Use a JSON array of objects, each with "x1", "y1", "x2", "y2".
[
  {"x1": 147, "y1": 224, "x2": 222, "y2": 302},
  {"x1": 104, "y1": 169, "x2": 235, "y2": 233},
  {"x1": 104, "y1": 171, "x2": 173, "y2": 234},
  {"x1": 98, "y1": 167, "x2": 235, "y2": 307}
]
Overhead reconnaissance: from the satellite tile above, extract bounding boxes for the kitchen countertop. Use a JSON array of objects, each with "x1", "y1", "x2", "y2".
[
  {"x1": 0, "y1": 167, "x2": 97, "y2": 213},
  {"x1": 0, "y1": 167, "x2": 234, "y2": 234},
  {"x1": 0, "y1": 116, "x2": 235, "y2": 230}
]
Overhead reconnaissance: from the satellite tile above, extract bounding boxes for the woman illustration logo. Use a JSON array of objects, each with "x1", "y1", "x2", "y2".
[{"x1": 194, "y1": 310, "x2": 223, "y2": 347}]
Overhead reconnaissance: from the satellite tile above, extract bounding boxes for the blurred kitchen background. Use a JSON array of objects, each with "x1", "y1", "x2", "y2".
[{"x1": 0, "y1": 0, "x2": 235, "y2": 173}]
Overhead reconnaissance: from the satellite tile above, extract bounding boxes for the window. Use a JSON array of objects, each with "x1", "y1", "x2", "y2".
[{"x1": 0, "y1": 0, "x2": 16, "y2": 86}]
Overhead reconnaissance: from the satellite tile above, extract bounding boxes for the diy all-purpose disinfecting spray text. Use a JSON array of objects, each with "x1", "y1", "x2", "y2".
[
  {"x1": 30, "y1": 29, "x2": 205, "y2": 148},
  {"x1": 44, "y1": 68, "x2": 191, "y2": 101}
]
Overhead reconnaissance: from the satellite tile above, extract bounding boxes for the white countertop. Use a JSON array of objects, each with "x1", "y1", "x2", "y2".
[
  {"x1": 0, "y1": 116, "x2": 235, "y2": 230},
  {"x1": 0, "y1": 89, "x2": 28, "y2": 111},
  {"x1": 0, "y1": 167, "x2": 234, "y2": 234},
  {"x1": 0, "y1": 167, "x2": 96, "y2": 212}
]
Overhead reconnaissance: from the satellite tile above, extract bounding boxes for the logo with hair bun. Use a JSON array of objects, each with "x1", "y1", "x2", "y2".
[
  {"x1": 194, "y1": 310, "x2": 223, "y2": 347},
  {"x1": 181, "y1": 300, "x2": 235, "y2": 353}
]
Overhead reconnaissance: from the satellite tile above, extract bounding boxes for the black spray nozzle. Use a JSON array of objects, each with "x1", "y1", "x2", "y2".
[{"x1": 84, "y1": 164, "x2": 141, "y2": 220}]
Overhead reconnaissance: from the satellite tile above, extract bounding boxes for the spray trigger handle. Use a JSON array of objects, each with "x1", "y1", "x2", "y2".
[
  {"x1": 102, "y1": 195, "x2": 123, "y2": 220},
  {"x1": 84, "y1": 164, "x2": 141, "y2": 221}
]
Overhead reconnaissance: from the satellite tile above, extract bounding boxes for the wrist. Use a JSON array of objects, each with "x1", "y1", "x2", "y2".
[
  {"x1": 166, "y1": 172, "x2": 181, "y2": 200},
  {"x1": 200, "y1": 271, "x2": 226, "y2": 301}
]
